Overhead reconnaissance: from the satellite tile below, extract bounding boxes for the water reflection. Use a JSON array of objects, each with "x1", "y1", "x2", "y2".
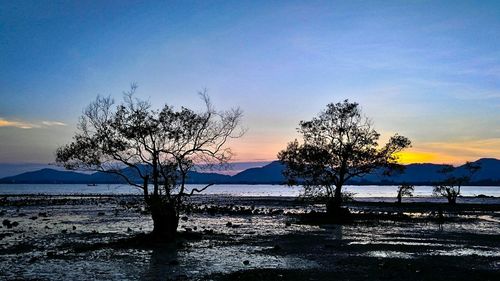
[
  {"x1": 143, "y1": 244, "x2": 181, "y2": 280},
  {"x1": 321, "y1": 224, "x2": 343, "y2": 240}
]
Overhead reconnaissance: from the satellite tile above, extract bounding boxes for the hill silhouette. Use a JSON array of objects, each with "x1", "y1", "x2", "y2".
[{"x1": 1, "y1": 158, "x2": 499, "y2": 185}]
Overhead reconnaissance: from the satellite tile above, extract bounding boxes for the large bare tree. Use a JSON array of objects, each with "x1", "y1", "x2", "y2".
[
  {"x1": 56, "y1": 85, "x2": 244, "y2": 240},
  {"x1": 278, "y1": 100, "x2": 411, "y2": 215}
]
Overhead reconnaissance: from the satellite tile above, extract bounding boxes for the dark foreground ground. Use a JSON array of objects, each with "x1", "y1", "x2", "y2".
[{"x1": 0, "y1": 195, "x2": 499, "y2": 280}]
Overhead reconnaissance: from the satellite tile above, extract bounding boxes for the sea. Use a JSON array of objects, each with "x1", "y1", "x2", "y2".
[{"x1": 0, "y1": 184, "x2": 499, "y2": 199}]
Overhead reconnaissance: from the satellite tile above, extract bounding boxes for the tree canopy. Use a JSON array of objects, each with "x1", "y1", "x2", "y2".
[
  {"x1": 56, "y1": 85, "x2": 244, "y2": 239},
  {"x1": 278, "y1": 99, "x2": 411, "y2": 211}
]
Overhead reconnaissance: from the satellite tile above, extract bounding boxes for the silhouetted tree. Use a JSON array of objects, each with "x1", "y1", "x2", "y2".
[
  {"x1": 278, "y1": 100, "x2": 411, "y2": 215},
  {"x1": 396, "y1": 183, "x2": 414, "y2": 204},
  {"x1": 433, "y1": 162, "x2": 480, "y2": 205},
  {"x1": 56, "y1": 85, "x2": 244, "y2": 240}
]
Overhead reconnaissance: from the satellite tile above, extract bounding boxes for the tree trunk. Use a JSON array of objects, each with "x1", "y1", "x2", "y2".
[
  {"x1": 327, "y1": 185, "x2": 343, "y2": 214},
  {"x1": 325, "y1": 185, "x2": 351, "y2": 221},
  {"x1": 332, "y1": 185, "x2": 343, "y2": 208},
  {"x1": 149, "y1": 196, "x2": 179, "y2": 241},
  {"x1": 326, "y1": 198, "x2": 337, "y2": 215},
  {"x1": 143, "y1": 177, "x2": 149, "y2": 202}
]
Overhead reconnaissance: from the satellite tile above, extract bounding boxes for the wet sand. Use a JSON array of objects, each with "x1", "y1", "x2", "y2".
[{"x1": 0, "y1": 195, "x2": 499, "y2": 280}]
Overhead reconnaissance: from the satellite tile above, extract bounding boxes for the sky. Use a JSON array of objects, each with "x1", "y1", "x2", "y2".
[{"x1": 1, "y1": 0, "x2": 500, "y2": 167}]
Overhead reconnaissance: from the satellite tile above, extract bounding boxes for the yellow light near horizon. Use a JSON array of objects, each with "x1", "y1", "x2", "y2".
[{"x1": 394, "y1": 151, "x2": 437, "y2": 164}]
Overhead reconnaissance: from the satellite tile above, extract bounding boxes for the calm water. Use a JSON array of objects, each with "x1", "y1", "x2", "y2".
[{"x1": 0, "y1": 184, "x2": 499, "y2": 198}]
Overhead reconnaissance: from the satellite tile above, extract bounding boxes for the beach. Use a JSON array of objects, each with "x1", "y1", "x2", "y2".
[{"x1": 0, "y1": 194, "x2": 499, "y2": 280}]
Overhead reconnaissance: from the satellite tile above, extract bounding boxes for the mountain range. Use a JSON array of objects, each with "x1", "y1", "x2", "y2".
[{"x1": 1, "y1": 158, "x2": 500, "y2": 185}]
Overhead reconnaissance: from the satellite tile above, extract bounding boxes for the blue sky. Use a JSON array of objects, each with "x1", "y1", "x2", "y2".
[{"x1": 1, "y1": 0, "x2": 500, "y2": 164}]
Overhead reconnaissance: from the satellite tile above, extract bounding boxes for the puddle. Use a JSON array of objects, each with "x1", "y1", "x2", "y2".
[{"x1": 366, "y1": 250, "x2": 413, "y2": 259}]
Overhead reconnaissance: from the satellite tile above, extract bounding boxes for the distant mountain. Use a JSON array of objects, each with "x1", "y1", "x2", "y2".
[
  {"x1": 1, "y1": 158, "x2": 500, "y2": 185},
  {"x1": 231, "y1": 161, "x2": 285, "y2": 184},
  {"x1": 0, "y1": 163, "x2": 64, "y2": 178},
  {"x1": 0, "y1": 168, "x2": 93, "y2": 184},
  {"x1": 357, "y1": 163, "x2": 450, "y2": 184},
  {"x1": 0, "y1": 167, "x2": 232, "y2": 184}
]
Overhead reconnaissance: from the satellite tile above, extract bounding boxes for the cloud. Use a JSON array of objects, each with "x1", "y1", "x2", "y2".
[
  {"x1": 0, "y1": 118, "x2": 66, "y2": 129},
  {"x1": 41, "y1": 121, "x2": 67, "y2": 126},
  {"x1": 0, "y1": 118, "x2": 39, "y2": 129}
]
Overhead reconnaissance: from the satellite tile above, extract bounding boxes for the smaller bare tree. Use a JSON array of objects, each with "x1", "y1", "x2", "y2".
[
  {"x1": 396, "y1": 183, "x2": 414, "y2": 204},
  {"x1": 433, "y1": 162, "x2": 480, "y2": 205}
]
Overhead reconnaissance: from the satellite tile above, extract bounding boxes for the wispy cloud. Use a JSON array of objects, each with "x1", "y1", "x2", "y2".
[
  {"x1": 0, "y1": 118, "x2": 66, "y2": 129},
  {"x1": 41, "y1": 121, "x2": 67, "y2": 127},
  {"x1": 0, "y1": 118, "x2": 39, "y2": 129}
]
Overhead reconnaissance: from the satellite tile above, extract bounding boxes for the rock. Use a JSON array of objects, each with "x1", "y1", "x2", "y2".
[
  {"x1": 285, "y1": 221, "x2": 291, "y2": 227},
  {"x1": 97, "y1": 212, "x2": 105, "y2": 216},
  {"x1": 47, "y1": 251, "x2": 56, "y2": 257},
  {"x1": 226, "y1": 222, "x2": 233, "y2": 227},
  {"x1": 29, "y1": 216, "x2": 38, "y2": 220},
  {"x1": 2, "y1": 219, "x2": 17, "y2": 228},
  {"x1": 61, "y1": 229, "x2": 67, "y2": 234},
  {"x1": 127, "y1": 227, "x2": 132, "y2": 232},
  {"x1": 38, "y1": 212, "x2": 47, "y2": 217},
  {"x1": 243, "y1": 260, "x2": 250, "y2": 265},
  {"x1": 72, "y1": 226, "x2": 76, "y2": 230},
  {"x1": 181, "y1": 216, "x2": 188, "y2": 221},
  {"x1": 273, "y1": 245, "x2": 282, "y2": 251}
]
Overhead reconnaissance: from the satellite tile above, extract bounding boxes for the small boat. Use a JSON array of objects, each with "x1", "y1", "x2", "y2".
[{"x1": 87, "y1": 183, "x2": 98, "y2": 186}]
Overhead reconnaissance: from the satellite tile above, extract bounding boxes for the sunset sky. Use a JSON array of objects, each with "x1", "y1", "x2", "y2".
[{"x1": 1, "y1": 0, "x2": 500, "y2": 167}]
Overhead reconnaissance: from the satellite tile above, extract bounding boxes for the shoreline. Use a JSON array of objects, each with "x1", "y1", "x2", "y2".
[{"x1": 1, "y1": 195, "x2": 499, "y2": 280}]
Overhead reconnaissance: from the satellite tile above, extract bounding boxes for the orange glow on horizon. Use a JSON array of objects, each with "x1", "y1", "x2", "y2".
[
  {"x1": 394, "y1": 151, "x2": 437, "y2": 164},
  {"x1": 229, "y1": 137, "x2": 500, "y2": 165}
]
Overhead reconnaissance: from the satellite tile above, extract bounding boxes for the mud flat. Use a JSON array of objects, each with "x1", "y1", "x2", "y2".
[{"x1": 0, "y1": 195, "x2": 499, "y2": 280}]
